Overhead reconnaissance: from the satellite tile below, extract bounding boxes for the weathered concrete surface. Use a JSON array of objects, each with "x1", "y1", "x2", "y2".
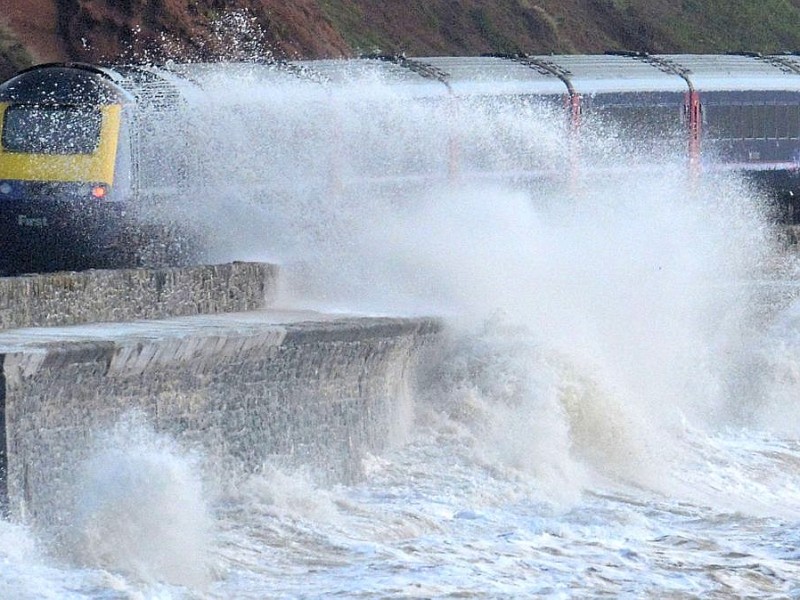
[
  {"x1": 0, "y1": 310, "x2": 440, "y2": 523},
  {"x1": 0, "y1": 262, "x2": 278, "y2": 330}
]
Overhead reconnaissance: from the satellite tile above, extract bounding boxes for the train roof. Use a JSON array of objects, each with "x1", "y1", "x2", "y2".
[
  {"x1": 766, "y1": 54, "x2": 800, "y2": 78},
  {"x1": 525, "y1": 54, "x2": 689, "y2": 94},
  {"x1": 656, "y1": 54, "x2": 800, "y2": 91},
  {"x1": 10, "y1": 56, "x2": 800, "y2": 107},
  {"x1": 415, "y1": 56, "x2": 567, "y2": 96},
  {"x1": 108, "y1": 62, "x2": 326, "y2": 109}
]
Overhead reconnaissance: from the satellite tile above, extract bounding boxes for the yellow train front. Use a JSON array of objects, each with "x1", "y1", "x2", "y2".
[{"x1": 0, "y1": 63, "x2": 133, "y2": 275}]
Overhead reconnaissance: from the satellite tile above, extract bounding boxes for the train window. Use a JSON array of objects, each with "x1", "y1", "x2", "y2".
[
  {"x1": 2, "y1": 105, "x2": 102, "y2": 154},
  {"x1": 763, "y1": 105, "x2": 777, "y2": 140},
  {"x1": 706, "y1": 104, "x2": 781, "y2": 140},
  {"x1": 753, "y1": 106, "x2": 765, "y2": 138},
  {"x1": 706, "y1": 103, "x2": 800, "y2": 140},
  {"x1": 779, "y1": 104, "x2": 800, "y2": 139},
  {"x1": 775, "y1": 105, "x2": 789, "y2": 139},
  {"x1": 706, "y1": 105, "x2": 739, "y2": 139},
  {"x1": 734, "y1": 105, "x2": 750, "y2": 139}
]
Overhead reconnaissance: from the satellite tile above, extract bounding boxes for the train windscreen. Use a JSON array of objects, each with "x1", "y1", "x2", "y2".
[{"x1": 1, "y1": 105, "x2": 102, "y2": 154}]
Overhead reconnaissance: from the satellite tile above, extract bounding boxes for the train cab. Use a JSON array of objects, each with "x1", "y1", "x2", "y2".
[{"x1": 0, "y1": 63, "x2": 134, "y2": 274}]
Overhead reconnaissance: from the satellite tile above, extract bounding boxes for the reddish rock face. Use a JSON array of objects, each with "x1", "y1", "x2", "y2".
[
  {"x1": 0, "y1": 0, "x2": 71, "y2": 64},
  {"x1": 0, "y1": 0, "x2": 351, "y2": 74}
]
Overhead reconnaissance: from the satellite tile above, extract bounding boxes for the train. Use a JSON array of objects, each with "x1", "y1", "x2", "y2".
[{"x1": 3, "y1": 53, "x2": 800, "y2": 275}]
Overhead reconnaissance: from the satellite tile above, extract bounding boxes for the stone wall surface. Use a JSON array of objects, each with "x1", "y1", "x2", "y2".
[
  {"x1": 0, "y1": 310, "x2": 441, "y2": 525},
  {"x1": 0, "y1": 262, "x2": 278, "y2": 330}
]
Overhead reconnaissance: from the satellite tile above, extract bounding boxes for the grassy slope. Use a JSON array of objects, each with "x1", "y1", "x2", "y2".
[
  {"x1": 323, "y1": 0, "x2": 800, "y2": 56},
  {"x1": 660, "y1": 0, "x2": 800, "y2": 53}
]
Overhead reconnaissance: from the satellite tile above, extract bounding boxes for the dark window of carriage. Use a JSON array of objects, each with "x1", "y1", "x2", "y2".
[
  {"x1": 707, "y1": 104, "x2": 800, "y2": 140},
  {"x1": 1, "y1": 105, "x2": 102, "y2": 154}
]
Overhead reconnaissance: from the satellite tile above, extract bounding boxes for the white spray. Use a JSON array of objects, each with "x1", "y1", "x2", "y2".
[
  {"x1": 135, "y1": 62, "x2": 784, "y2": 503},
  {"x1": 54, "y1": 416, "x2": 215, "y2": 588}
]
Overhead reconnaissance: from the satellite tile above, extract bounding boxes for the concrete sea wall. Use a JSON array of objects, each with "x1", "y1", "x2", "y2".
[{"x1": 0, "y1": 263, "x2": 441, "y2": 525}]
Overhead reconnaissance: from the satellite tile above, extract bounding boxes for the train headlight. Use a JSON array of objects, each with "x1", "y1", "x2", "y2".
[{"x1": 0, "y1": 182, "x2": 11, "y2": 195}]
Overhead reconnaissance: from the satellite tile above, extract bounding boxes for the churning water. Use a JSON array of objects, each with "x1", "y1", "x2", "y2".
[{"x1": 5, "y1": 59, "x2": 800, "y2": 598}]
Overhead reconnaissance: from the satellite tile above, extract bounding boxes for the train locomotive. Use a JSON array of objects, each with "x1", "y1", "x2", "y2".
[
  {"x1": 0, "y1": 63, "x2": 137, "y2": 274},
  {"x1": 2, "y1": 53, "x2": 800, "y2": 275}
]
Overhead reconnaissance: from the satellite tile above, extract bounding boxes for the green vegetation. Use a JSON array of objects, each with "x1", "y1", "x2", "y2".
[
  {"x1": 659, "y1": 0, "x2": 800, "y2": 53},
  {"x1": 469, "y1": 7, "x2": 520, "y2": 54},
  {"x1": 316, "y1": 0, "x2": 800, "y2": 56},
  {"x1": 317, "y1": 1, "x2": 390, "y2": 54}
]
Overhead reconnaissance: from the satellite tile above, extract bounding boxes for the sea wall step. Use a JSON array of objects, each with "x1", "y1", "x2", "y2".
[{"x1": 0, "y1": 262, "x2": 278, "y2": 330}]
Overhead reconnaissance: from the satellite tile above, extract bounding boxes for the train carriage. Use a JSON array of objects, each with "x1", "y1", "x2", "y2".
[
  {"x1": 664, "y1": 54, "x2": 800, "y2": 219},
  {"x1": 659, "y1": 54, "x2": 800, "y2": 167},
  {"x1": 531, "y1": 54, "x2": 689, "y2": 152}
]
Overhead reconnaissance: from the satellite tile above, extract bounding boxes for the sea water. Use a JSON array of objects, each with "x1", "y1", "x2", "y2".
[{"x1": 3, "y1": 60, "x2": 800, "y2": 599}]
